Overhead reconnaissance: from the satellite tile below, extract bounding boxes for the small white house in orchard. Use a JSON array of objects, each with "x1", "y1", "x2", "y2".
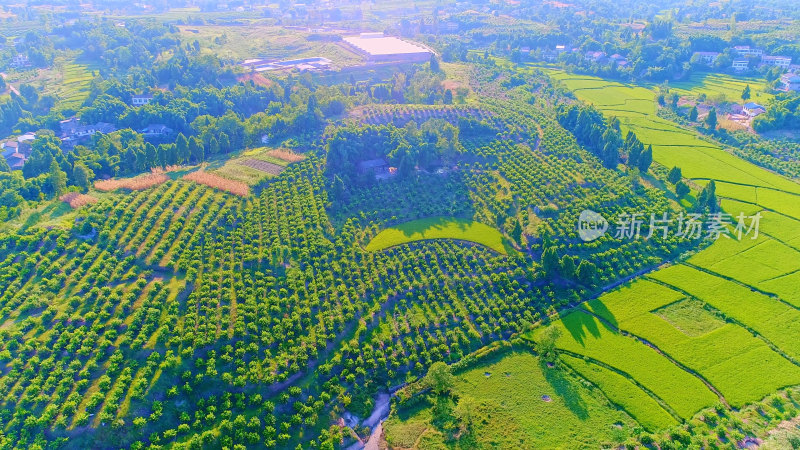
[
  {"x1": 743, "y1": 102, "x2": 766, "y2": 117},
  {"x1": 131, "y1": 94, "x2": 153, "y2": 106},
  {"x1": 261, "y1": 134, "x2": 270, "y2": 144}
]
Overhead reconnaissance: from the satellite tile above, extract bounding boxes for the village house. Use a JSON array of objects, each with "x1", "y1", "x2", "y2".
[
  {"x1": 743, "y1": 102, "x2": 766, "y2": 117},
  {"x1": 4, "y1": 152, "x2": 26, "y2": 170},
  {"x1": 0, "y1": 140, "x2": 18, "y2": 159},
  {"x1": 732, "y1": 58, "x2": 749, "y2": 71},
  {"x1": 357, "y1": 158, "x2": 396, "y2": 180},
  {"x1": 780, "y1": 73, "x2": 800, "y2": 92},
  {"x1": 10, "y1": 53, "x2": 29, "y2": 69},
  {"x1": 761, "y1": 55, "x2": 792, "y2": 69},
  {"x1": 61, "y1": 122, "x2": 117, "y2": 147},
  {"x1": 584, "y1": 51, "x2": 607, "y2": 63},
  {"x1": 693, "y1": 51, "x2": 720, "y2": 65},
  {"x1": 76, "y1": 122, "x2": 116, "y2": 137},
  {"x1": 141, "y1": 124, "x2": 173, "y2": 137},
  {"x1": 733, "y1": 46, "x2": 763, "y2": 58},
  {"x1": 59, "y1": 117, "x2": 80, "y2": 137},
  {"x1": 610, "y1": 54, "x2": 628, "y2": 67},
  {"x1": 131, "y1": 94, "x2": 154, "y2": 106},
  {"x1": 16, "y1": 133, "x2": 35, "y2": 154}
]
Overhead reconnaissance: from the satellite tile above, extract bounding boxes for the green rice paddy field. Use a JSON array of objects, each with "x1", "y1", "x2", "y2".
[{"x1": 511, "y1": 69, "x2": 800, "y2": 438}]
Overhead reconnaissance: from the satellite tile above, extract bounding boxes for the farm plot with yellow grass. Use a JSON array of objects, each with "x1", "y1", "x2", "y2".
[
  {"x1": 365, "y1": 216, "x2": 509, "y2": 254},
  {"x1": 208, "y1": 147, "x2": 302, "y2": 186}
]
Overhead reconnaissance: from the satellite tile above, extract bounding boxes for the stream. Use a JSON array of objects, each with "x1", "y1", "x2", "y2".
[{"x1": 345, "y1": 392, "x2": 393, "y2": 450}]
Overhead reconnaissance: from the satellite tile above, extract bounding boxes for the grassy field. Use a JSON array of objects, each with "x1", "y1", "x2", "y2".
[
  {"x1": 667, "y1": 72, "x2": 774, "y2": 104},
  {"x1": 383, "y1": 352, "x2": 637, "y2": 449},
  {"x1": 582, "y1": 279, "x2": 800, "y2": 409},
  {"x1": 365, "y1": 217, "x2": 508, "y2": 254},
  {"x1": 206, "y1": 147, "x2": 295, "y2": 185},
  {"x1": 531, "y1": 310, "x2": 719, "y2": 420},
  {"x1": 560, "y1": 354, "x2": 678, "y2": 431},
  {"x1": 649, "y1": 264, "x2": 800, "y2": 362}
]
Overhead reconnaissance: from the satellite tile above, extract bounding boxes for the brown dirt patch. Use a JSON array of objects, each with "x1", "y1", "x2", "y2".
[
  {"x1": 237, "y1": 72, "x2": 274, "y2": 88},
  {"x1": 240, "y1": 159, "x2": 285, "y2": 175}
]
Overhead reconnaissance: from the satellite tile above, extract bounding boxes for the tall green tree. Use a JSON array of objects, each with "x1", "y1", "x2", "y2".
[
  {"x1": 689, "y1": 105, "x2": 698, "y2": 121},
  {"x1": 667, "y1": 166, "x2": 682, "y2": 184},
  {"x1": 430, "y1": 54, "x2": 440, "y2": 72},
  {"x1": 537, "y1": 326, "x2": 562, "y2": 361},
  {"x1": 176, "y1": 133, "x2": 190, "y2": 164},
  {"x1": 425, "y1": 362, "x2": 453, "y2": 395},
  {"x1": 189, "y1": 137, "x2": 205, "y2": 163},
  {"x1": 72, "y1": 163, "x2": 94, "y2": 192},
  {"x1": 638, "y1": 144, "x2": 653, "y2": 173},
  {"x1": 705, "y1": 108, "x2": 718, "y2": 130},
  {"x1": 675, "y1": 180, "x2": 690, "y2": 198},
  {"x1": 576, "y1": 260, "x2": 598, "y2": 286},
  {"x1": 560, "y1": 254, "x2": 576, "y2": 279},
  {"x1": 541, "y1": 246, "x2": 560, "y2": 279},
  {"x1": 510, "y1": 219, "x2": 523, "y2": 245},
  {"x1": 47, "y1": 159, "x2": 67, "y2": 197},
  {"x1": 601, "y1": 128, "x2": 620, "y2": 169},
  {"x1": 696, "y1": 180, "x2": 717, "y2": 212},
  {"x1": 741, "y1": 84, "x2": 751, "y2": 101}
]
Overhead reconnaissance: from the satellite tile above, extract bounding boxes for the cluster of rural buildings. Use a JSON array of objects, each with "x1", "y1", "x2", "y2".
[
  {"x1": 1, "y1": 110, "x2": 173, "y2": 170},
  {"x1": 240, "y1": 32, "x2": 433, "y2": 73},
  {"x1": 241, "y1": 57, "x2": 332, "y2": 73},
  {"x1": 693, "y1": 46, "x2": 800, "y2": 91},
  {"x1": 0, "y1": 133, "x2": 35, "y2": 170},
  {"x1": 57, "y1": 117, "x2": 117, "y2": 148}
]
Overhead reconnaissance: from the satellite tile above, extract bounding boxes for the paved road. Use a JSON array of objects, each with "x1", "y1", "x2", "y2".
[{"x1": 0, "y1": 72, "x2": 20, "y2": 96}]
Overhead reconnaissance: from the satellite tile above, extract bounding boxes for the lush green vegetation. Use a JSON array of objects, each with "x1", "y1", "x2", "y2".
[
  {"x1": 2, "y1": 0, "x2": 800, "y2": 448},
  {"x1": 384, "y1": 351, "x2": 637, "y2": 448},
  {"x1": 365, "y1": 217, "x2": 507, "y2": 254}
]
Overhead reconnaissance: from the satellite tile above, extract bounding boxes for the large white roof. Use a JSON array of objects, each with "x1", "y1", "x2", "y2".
[{"x1": 343, "y1": 35, "x2": 431, "y2": 56}]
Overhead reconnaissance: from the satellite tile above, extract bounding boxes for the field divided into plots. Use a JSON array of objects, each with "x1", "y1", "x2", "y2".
[{"x1": 523, "y1": 69, "x2": 800, "y2": 432}]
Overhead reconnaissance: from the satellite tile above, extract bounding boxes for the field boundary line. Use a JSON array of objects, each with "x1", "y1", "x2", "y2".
[
  {"x1": 645, "y1": 274, "x2": 800, "y2": 369},
  {"x1": 579, "y1": 308, "x2": 730, "y2": 409},
  {"x1": 555, "y1": 349, "x2": 683, "y2": 422},
  {"x1": 683, "y1": 262, "x2": 800, "y2": 311},
  {"x1": 557, "y1": 352, "x2": 678, "y2": 431}
]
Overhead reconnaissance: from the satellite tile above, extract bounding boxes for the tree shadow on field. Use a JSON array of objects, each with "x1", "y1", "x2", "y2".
[
  {"x1": 584, "y1": 299, "x2": 618, "y2": 329},
  {"x1": 559, "y1": 310, "x2": 602, "y2": 347},
  {"x1": 540, "y1": 358, "x2": 589, "y2": 420}
]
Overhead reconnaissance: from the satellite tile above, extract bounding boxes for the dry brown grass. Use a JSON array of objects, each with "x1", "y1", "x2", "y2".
[
  {"x1": 95, "y1": 172, "x2": 170, "y2": 192},
  {"x1": 719, "y1": 116, "x2": 749, "y2": 132},
  {"x1": 184, "y1": 171, "x2": 250, "y2": 196},
  {"x1": 236, "y1": 72, "x2": 274, "y2": 88},
  {"x1": 60, "y1": 192, "x2": 98, "y2": 208},
  {"x1": 266, "y1": 149, "x2": 305, "y2": 163}
]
